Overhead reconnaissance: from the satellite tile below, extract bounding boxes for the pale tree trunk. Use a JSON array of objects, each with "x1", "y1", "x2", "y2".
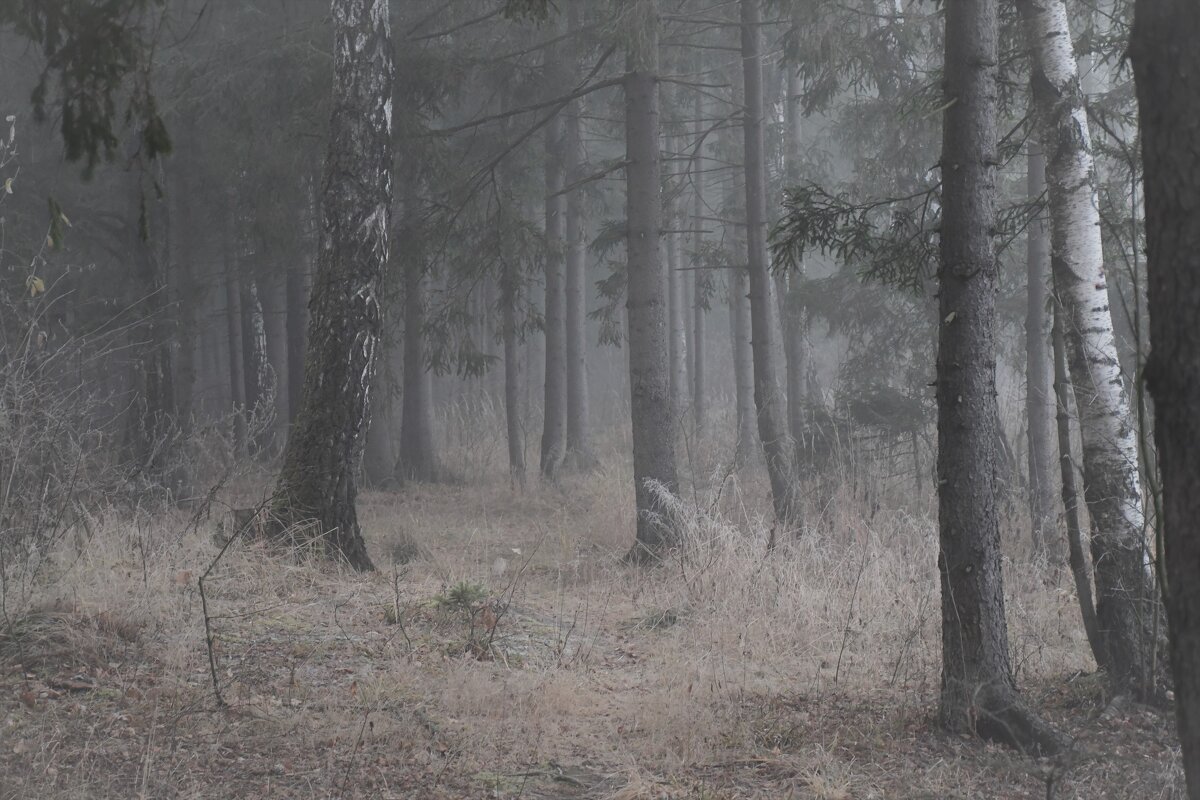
[
  {"x1": 936, "y1": 0, "x2": 1063, "y2": 755},
  {"x1": 240, "y1": 279, "x2": 268, "y2": 434},
  {"x1": 1132, "y1": 2, "x2": 1200, "y2": 788},
  {"x1": 741, "y1": 0, "x2": 797, "y2": 527},
  {"x1": 1020, "y1": 0, "x2": 1159, "y2": 698},
  {"x1": 1025, "y1": 144, "x2": 1057, "y2": 557},
  {"x1": 272, "y1": 0, "x2": 393, "y2": 572},
  {"x1": 396, "y1": 257, "x2": 439, "y2": 484},
  {"x1": 563, "y1": 100, "x2": 595, "y2": 469},
  {"x1": 623, "y1": 0, "x2": 679, "y2": 560},
  {"x1": 666, "y1": 134, "x2": 689, "y2": 425},
  {"x1": 259, "y1": 266, "x2": 290, "y2": 453},
  {"x1": 541, "y1": 28, "x2": 568, "y2": 479}
]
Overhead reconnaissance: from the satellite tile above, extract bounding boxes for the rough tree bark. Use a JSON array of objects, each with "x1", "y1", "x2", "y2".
[
  {"x1": 1025, "y1": 144, "x2": 1057, "y2": 557},
  {"x1": 1019, "y1": 0, "x2": 1159, "y2": 698},
  {"x1": 741, "y1": 0, "x2": 797, "y2": 527},
  {"x1": 936, "y1": 0, "x2": 1064, "y2": 755},
  {"x1": 1131, "y1": 2, "x2": 1200, "y2": 791},
  {"x1": 623, "y1": 0, "x2": 679, "y2": 560},
  {"x1": 540, "y1": 27, "x2": 568, "y2": 479},
  {"x1": 271, "y1": 0, "x2": 393, "y2": 571}
]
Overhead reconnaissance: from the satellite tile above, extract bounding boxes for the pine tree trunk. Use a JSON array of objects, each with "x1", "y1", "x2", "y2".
[
  {"x1": 272, "y1": 0, "x2": 393, "y2": 572},
  {"x1": 1019, "y1": 0, "x2": 1159, "y2": 698},
  {"x1": 541, "y1": 32, "x2": 568, "y2": 479},
  {"x1": 396, "y1": 257, "x2": 439, "y2": 484},
  {"x1": 741, "y1": 0, "x2": 797, "y2": 527},
  {"x1": 1025, "y1": 144, "x2": 1057, "y2": 557},
  {"x1": 667, "y1": 193, "x2": 688, "y2": 423},
  {"x1": 1131, "y1": 2, "x2": 1200, "y2": 788},
  {"x1": 623, "y1": 0, "x2": 679, "y2": 560},
  {"x1": 563, "y1": 101, "x2": 594, "y2": 469},
  {"x1": 937, "y1": 0, "x2": 1063, "y2": 755}
]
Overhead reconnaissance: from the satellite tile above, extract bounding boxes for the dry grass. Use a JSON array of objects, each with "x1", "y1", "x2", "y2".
[{"x1": 0, "y1": 438, "x2": 1185, "y2": 798}]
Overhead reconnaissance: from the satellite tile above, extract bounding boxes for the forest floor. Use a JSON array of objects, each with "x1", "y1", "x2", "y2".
[{"x1": 0, "y1": 460, "x2": 1186, "y2": 798}]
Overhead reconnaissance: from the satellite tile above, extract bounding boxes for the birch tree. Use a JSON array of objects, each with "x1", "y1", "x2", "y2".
[
  {"x1": 272, "y1": 0, "x2": 393, "y2": 571},
  {"x1": 1018, "y1": 0, "x2": 1160, "y2": 697},
  {"x1": 1132, "y1": 0, "x2": 1200, "y2": 789}
]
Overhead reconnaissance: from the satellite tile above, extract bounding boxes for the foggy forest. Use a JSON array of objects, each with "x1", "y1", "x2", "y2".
[{"x1": 2, "y1": 0, "x2": 1200, "y2": 797}]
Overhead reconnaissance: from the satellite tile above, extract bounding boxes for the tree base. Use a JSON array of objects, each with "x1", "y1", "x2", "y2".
[{"x1": 945, "y1": 683, "x2": 1069, "y2": 757}]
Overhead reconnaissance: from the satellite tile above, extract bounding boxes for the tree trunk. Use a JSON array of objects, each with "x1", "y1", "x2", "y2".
[
  {"x1": 242, "y1": 277, "x2": 270, "y2": 451},
  {"x1": 729, "y1": 267, "x2": 756, "y2": 465},
  {"x1": 623, "y1": 0, "x2": 679, "y2": 560},
  {"x1": 502, "y1": 249, "x2": 526, "y2": 487},
  {"x1": 782, "y1": 52, "x2": 810, "y2": 468},
  {"x1": 741, "y1": 0, "x2": 797, "y2": 527},
  {"x1": 362, "y1": 331, "x2": 395, "y2": 488},
  {"x1": 285, "y1": 258, "x2": 309, "y2": 426},
  {"x1": 563, "y1": 100, "x2": 594, "y2": 469},
  {"x1": 666, "y1": 134, "x2": 688, "y2": 426},
  {"x1": 1020, "y1": 0, "x2": 1159, "y2": 698},
  {"x1": 691, "y1": 84, "x2": 707, "y2": 439},
  {"x1": 396, "y1": 257, "x2": 439, "y2": 484},
  {"x1": 1025, "y1": 144, "x2": 1057, "y2": 558},
  {"x1": 224, "y1": 237, "x2": 248, "y2": 458},
  {"x1": 541, "y1": 31, "x2": 568, "y2": 479},
  {"x1": 1053, "y1": 298, "x2": 1104, "y2": 666},
  {"x1": 936, "y1": 0, "x2": 1063, "y2": 755},
  {"x1": 1132, "y1": 3, "x2": 1200, "y2": 789},
  {"x1": 259, "y1": 266, "x2": 290, "y2": 453},
  {"x1": 272, "y1": 0, "x2": 393, "y2": 572}
]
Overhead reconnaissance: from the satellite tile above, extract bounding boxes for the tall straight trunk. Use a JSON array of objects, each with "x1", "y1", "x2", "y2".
[
  {"x1": 259, "y1": 266, "x2": 290, "y2": 452},
  {"x1": 1019, "y1": 0, "x2": 1158, "y2": 698},
  {"x1": 666, "y1": 189, "x2": 688, "y2": 422},
  {"x1": 936, "y1": 0, "x2": 1062, "y2": 755},
  {"x1": 285, "y1": 258, "x2": 309, "y2": 426},
  {"x1": 242, "y1": 278, "x2": 270, "y2": 449},
  {"x1": 541, "y1": 31, "x2": 568, "y2": 479},
  {"x1": 623, "y1": 0, "x2": 678, "y2": 560},
  {"x1": 563, "y1": 101, "x2": 593, "y2": 468},
  {"x1": 272, "y1": 0, "x2": 393, "y2": 572},
  {"x1": 169, "y1": 158, "x2": 198, "y2": 432},
  {"x1": 691, "y1": 83, "x2": 707, "y2": 438},
  {"x1": 502, "y1": 252, "x2": 526, "y2": 486},
  {"x1": 1025, "y1": 144, "x2": 1057, "y2": 557},
  {"x1": 224, "y1": 240, "x2": 248, "y2": 457},
  {"x1": 1133, "y1": 3, "x2": 1200, "y2": 789},
  {"x1": 729, "y1": 267, "x2": 756, "y2": 464},
  {"x1": 741, "y1": 0, "x2": 797, "y2": 527},
  {"x1": 1053, "y1": 299, "x2": 1104, "y2": 665},
  {"x1": 782, "y1": 49, "x2": 810, "y2": 463},
  {"x1": 396, "y1": 258, "x2": 439, "y2": 483}
]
